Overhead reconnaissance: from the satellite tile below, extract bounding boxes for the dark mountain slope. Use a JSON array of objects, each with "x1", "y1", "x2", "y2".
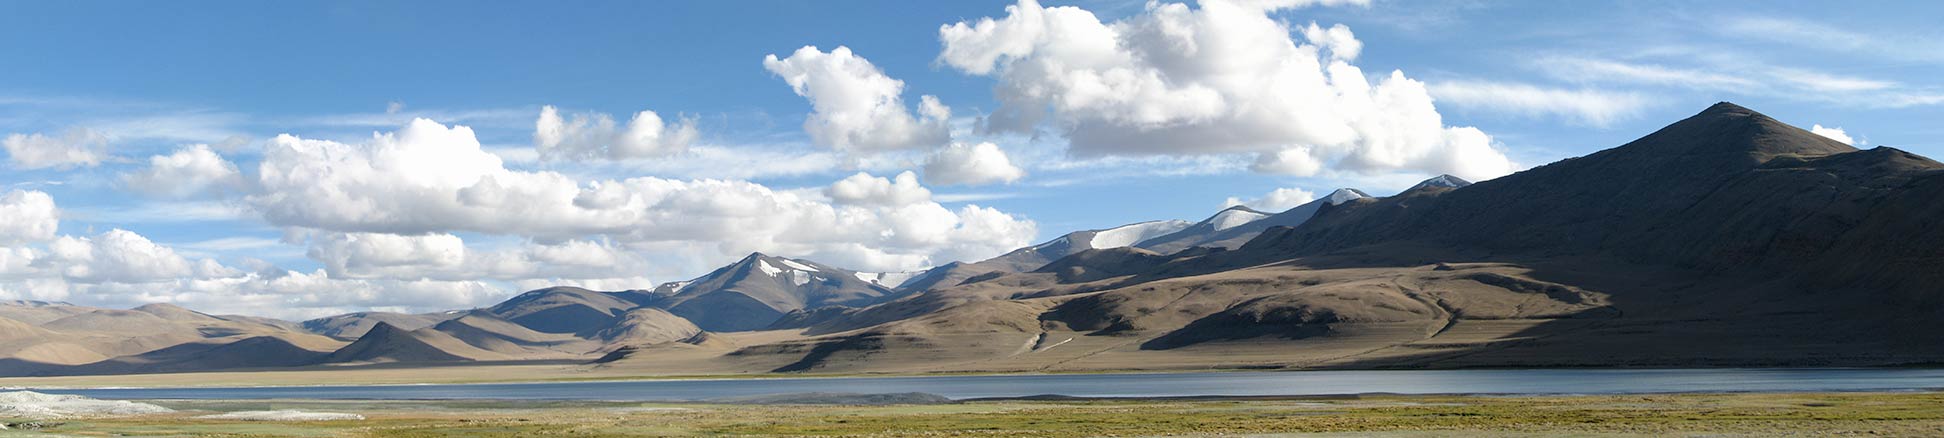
[
  {"x1": 302, "y1": 311, "x2": 461, "y2": 339},
  {"x1": 318, "y1": 322, "x2": 484, "y2": 364},
  {"x1": 484, "y1": 287, "x2": 639, "y2": 335},
  {"x1": 1250, "y1": 102, "x2": 1943, "y2": 307},
  {"x1": 1253, "y1": 102, "x2": 1858, "y2": 256}
]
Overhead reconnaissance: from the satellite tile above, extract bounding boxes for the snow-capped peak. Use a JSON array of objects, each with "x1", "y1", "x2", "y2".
[
  {"x1": 1326, "y1": 188, "x2": 1369, "y2": 205},
  {"x1": 1408, "y1": 174, "x2": 1473, "y2": 191},
  {"x1": 1089, "y1": 220, "x2": 1192, "y2": 249},
  {"x1": 1206, "y1": 206, "x2": 1269, "y2": 231}
]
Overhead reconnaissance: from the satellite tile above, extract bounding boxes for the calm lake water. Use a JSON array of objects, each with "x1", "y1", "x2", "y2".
[{"x1": 35, "y1": 368, "x2": 1944, "y2": 401}]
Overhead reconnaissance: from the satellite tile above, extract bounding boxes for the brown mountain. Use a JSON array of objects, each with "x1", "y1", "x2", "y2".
[
  {"x1": 659, "y1": 253, "x2": 902, "y2": 331},
  {"x1": 302, "y1": 311, "x2": 462, "y2": 339},
  {"x1": 12, "y1": 102, "x2": 1943, "y2": 377},
  {"x1": 607, "y1": 102, "x2": 1944, "y2": 373}
]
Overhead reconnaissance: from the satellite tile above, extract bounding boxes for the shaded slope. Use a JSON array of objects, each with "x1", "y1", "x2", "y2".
[
  {"x1": 1250, "y1": 102, "x2": 1931, "y2": 298},
  {"x1": 485, "y1": 287, "x2": 638, "y2": 335},
  {"x1": 318, "y1": 322, "x2": 501, "y2": 364},
  {"x1": 302, "y1": 311, "x2": 462, "y2": 339}
]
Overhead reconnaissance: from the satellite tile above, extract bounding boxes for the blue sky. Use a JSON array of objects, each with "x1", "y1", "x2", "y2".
[{"x1": 1, "y1": 0, "x2": 1939, "y2": 318}]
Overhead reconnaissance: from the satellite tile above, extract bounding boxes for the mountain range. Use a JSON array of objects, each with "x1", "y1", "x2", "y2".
[{"x1": 3, "y1": 102, "x2": 1941, "y2": 377}]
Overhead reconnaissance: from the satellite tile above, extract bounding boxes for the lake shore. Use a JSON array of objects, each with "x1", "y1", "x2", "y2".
[{"x1": 14, "y1": 391, "x2": 1944, "y2": 437}]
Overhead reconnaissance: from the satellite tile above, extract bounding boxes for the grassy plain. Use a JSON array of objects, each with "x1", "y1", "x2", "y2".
[{"x1": 6, "y1": 392, "x2": 1944, "y2": 437}]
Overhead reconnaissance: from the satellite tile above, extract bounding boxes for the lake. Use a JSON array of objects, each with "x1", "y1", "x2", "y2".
[{"x1": 34, "y1": 368, "x2": 1944, "y2": 401}]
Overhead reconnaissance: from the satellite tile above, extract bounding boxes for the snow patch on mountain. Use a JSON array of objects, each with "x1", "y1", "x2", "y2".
[
  {"x1": 1326, "y1": 188, "x2": 1370, "y2": 205},
  {"x1": 854, "y1": 271, "x2": 921, "y2": 288},
  {"x1": 1090, "y1": 220, "x2": 1192, "y2": 249},
  {"x1": 1208, "y1": 208, "x2": 1268, "y2": 231},
  {"x1": 1407, "y1": 174, "x2": 1473, "y2": 192},
  {"x1": 756, "y1": 259, "x2": 783, "y2": 277},
  {"x1": 778, "y1": 259, "x2": 819, "y2": 272}
]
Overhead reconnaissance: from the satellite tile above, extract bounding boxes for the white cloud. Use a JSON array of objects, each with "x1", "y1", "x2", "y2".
[
  {"x1": 247, "y1": 118, "x2": 1037, "y2": 272},
  {"x1": 121, "y1": 144, "x2": 244, "y2": 198},
  {"x1": 763, "y1": 45, "x2": 952, "y2": 151},
  {"x1": 1536, "y1": 56, "x2": 1926, "y2": 109},
  {"x1": 1428, "y1": 81, "x2": 1651, "y2": 127},
  {"x1": 553, "y1": 144, "x2": 853, "y2": 181},
  {"x1": 1720, "y1": 17, "x2": 1944, "y2": 64},
  {"x1": 923, "y1": 142, "x2": 1026, "y2": 186},
  {"x1": 1766, "y1": 68, "x2": 1896, "y2": 93},
  {"x1": 1536, "y1": 57, "x2": 1760, "y2": 91},
  {"x1": 938, "y1": 0, "x2": 1516, "y2": 181},
  {"x1": 534, "y1": 105, "x2": 698, "y2": 160},
  {"x1": 1251, "y1": 147, "x2": 1325, "y2": 176},
  {"x1": 827, "y1": 171, "x2": 934, "y2": 206},
  {"x1": 1224, "y1": 187, "x2": 1317, "y2": 212},
  {"x1": 1810, "y1": 124, "x2": 1859, "y2": 145},
  {"x1": 0, "y1": 190, "x2": 59, "y2": 245},
  {"x1": 46, "y1": 229, "x2": 197, "y2": 284},
  {"x1": 305, "y1": 232, "x2": 644, "y2": 282},
  {"x1": 307, "y1": 232, "x2": 465, "y2": 278},
  {"x1": 0, "y1": 191, "x2": 513, "y2": 319},
  {"x1": 2, "y1": 128, "x2": 106, "y2": 169}
]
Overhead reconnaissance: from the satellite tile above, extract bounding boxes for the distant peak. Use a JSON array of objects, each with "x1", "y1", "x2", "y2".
[
  {"x1": 1408, "y1": 174, "x2": 1473, "y2": 192},
  {"x1": 1217, "y1": 205, "x2": 1268, "y2": 215},
  {"x1": 1326, "y1": 188, "x2": 1369, "y2": 205}
]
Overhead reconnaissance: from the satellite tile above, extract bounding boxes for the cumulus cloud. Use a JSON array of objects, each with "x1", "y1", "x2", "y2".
[
  {"x1": 121, "y1": 144, "x2": 245, "y2": 198},
  {"x1": 937, "y1": 0, "x2": 1516, "y2": 181},
  {"x1": 45, "y1": 229, "x2": 197, "y2": 284},
  {"x1": 1428, "y1": 81, "x2": 1651, "y2": 127},
  {"x1": 1810, "y1": 124, "x2": 1859, "y2": 145},
  {"x1": 827, "y1": 171, "x2": 934, "y2": 206},
  {"x1": 3, "y1": 128, "x2": 107, "y2": 169},
  {"x1": 1251, "y1": 147, "x2": 1325, "y2": 176},
  {"x1": 924, "y1": 142, "x2": 1026, "y2": 186},
  {"x1": 0, "y1": 190, "x2": 60, "y2": 245},
  {"x1": 306, "y1": 232, "x2": 646, "y2": 282},
  {"x1": 0, "y1": 191, "x2": 512, "y2": 318},
  {"x1": 763, "y1": 45, "x2": 951, "y2": 151},
  {"x1": 1224, "y1": 187, "x2": 1317, "y2": 212},
  {"x1": 247, "y1": 118, "x2": 1036, "y2": 272},
  {"x1": 534, "y1": 105, "x2": 698, "y2": 160},
  {"x1": 1535, "y1": 56, "x2": 1926, "y2": 109},
  {"x1": 307, "y1": 232, "x2": 465, "y2": 278}
]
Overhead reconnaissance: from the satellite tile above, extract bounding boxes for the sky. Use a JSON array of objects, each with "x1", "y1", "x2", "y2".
[{"x1": 1, "y1": 0, "x2": 1939, "y2": 319}]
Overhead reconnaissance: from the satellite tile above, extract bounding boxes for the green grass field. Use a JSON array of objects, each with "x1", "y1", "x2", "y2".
[{"x1": 9, "y1": 392, "x2": 1944, "y2": 437}]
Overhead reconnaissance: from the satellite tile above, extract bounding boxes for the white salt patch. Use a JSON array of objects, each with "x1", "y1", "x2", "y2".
[
  {"x1": 609, "y1": 406, "x2": 695, "y2": 413},
  {"x1": 0, "y1": 391, "x2": 173, "y2": 418},
  {"x1": 196, "y1": 410, "x2": 364, "y2": 421}
]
